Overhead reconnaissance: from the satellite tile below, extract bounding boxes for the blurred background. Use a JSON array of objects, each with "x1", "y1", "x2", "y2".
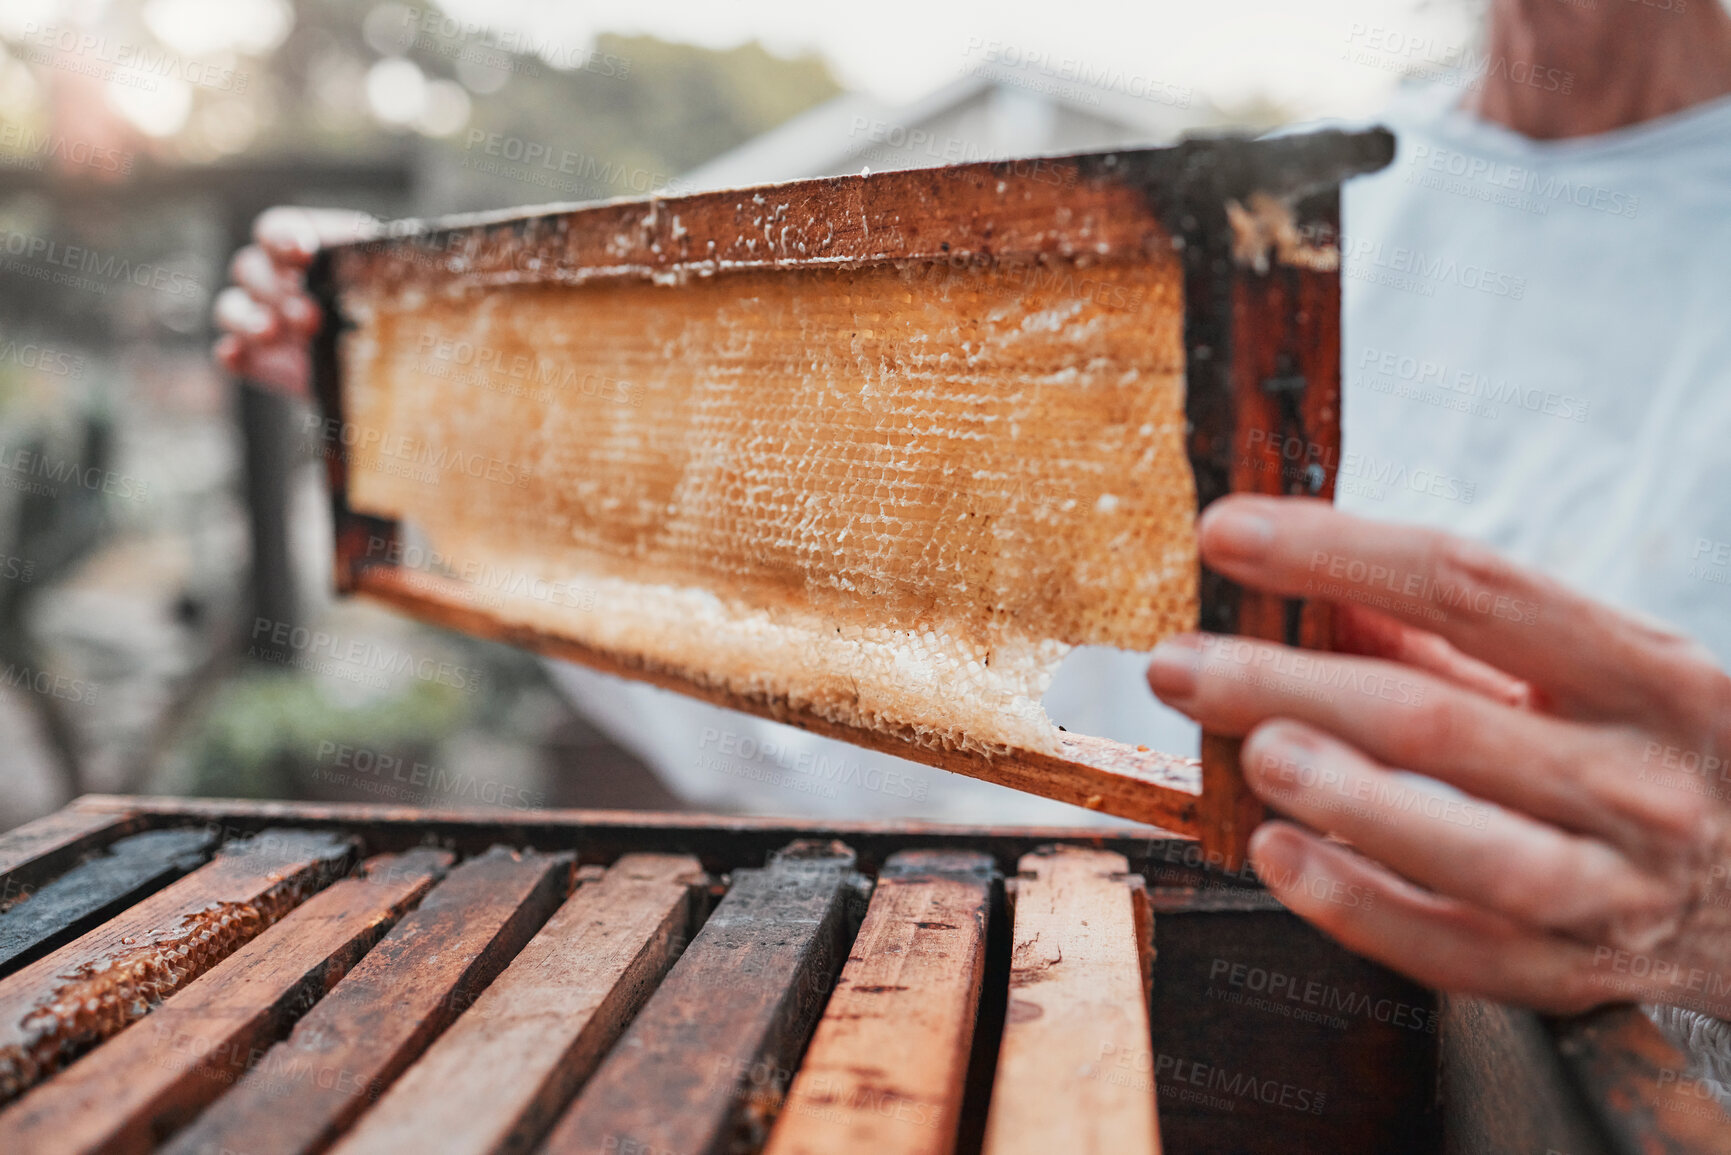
[{"x1": 0, "y1": 0, "x2": 1482, "y2": 830}]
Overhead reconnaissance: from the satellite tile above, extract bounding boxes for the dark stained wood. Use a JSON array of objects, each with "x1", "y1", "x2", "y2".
[
  {"x1": 1196, "y1": 732, "x2": 1267, "y2": 878},
  {"x1": 0, "y1": 848, "x2": 449, "y2": 1154},
  {"x1": 320, "y1": 133, "x2": 1390, "y2": 296},
  {"x1": 71, "y1": 793, "x2": 1245, "y2": 894},
  {"x1": 540, "y1": 841, "x2": 864, "y2": 1155},
  {"x1": 982, "y1": 846, "x2": 1160, "y2": 1155},
  {"x1": 953, "y1": 858, "x2": 1013, "y2": 1155},
  {"x1": 1546, "y1": 1005, "x2": 1731, "y2": 1155},
  {"x1": 0, "y1": 829, "x2": 215, "y2": 976},
  {"x1": 1441, "y1": 995, "x2": 1611, "y2": 1155},
  {"x1": 0, "y1": 828, "x2": 356, "y2": 1104},
  {"x1": 1187, "y1": 192, "x2": 1348, "y2": 873},
  {"x1": 0, "y1": 802, "x2": 143, "y2": 915},
  {"x1": 765, "y1": 849, "x2": 995, "y2": 1155},
  {"x1": 162, "y1": 846, "x2": 573, "y2": 1155},
  {"x1": 329, "y1": 853, "x2": 703, "y2": 1155},
  {"x1": 1149, "y1": 894, "x2": 1441, "y2": 1154}
]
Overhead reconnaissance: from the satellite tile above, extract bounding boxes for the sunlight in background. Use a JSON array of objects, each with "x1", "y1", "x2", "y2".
[
  {"x1": 142, "y1": 0, "x2": 295, "y2": 58},
  {"x1": 364, "y1": 54, "x2": 471, "y2": 135},
  {"x1": 364, "y1": 55, "x2": 427, "y2": 124},
  {"x1": 0, "y1": 0, "x2": 63, "y2": 41},
  {"x1": 427, "y1": 0, "x2": 1484, "y2": 117},
  {"x1": 106, "y1": 74, "x2": 192, "y2": 136},
  {"x1": 0, "y1": 0, "x2": 1490, "y2": 157}
]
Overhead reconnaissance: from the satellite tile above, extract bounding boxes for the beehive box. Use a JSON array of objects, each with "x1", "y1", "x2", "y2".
[{"x1": 0, "y1": 796, "x2": 1724, "y2": 1154}]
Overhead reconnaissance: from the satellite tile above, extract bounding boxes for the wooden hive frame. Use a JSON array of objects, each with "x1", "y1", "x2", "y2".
[
  {"x1": 1, "y1": 795, "x2": 1727, "y2": 1154},
  {"x1": 308, "y1": 130, "x2": 1395, "y2": 870}
]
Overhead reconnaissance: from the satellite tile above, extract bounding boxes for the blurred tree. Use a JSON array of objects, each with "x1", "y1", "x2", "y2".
[
  {"x1": 447, "y1": 34, "x2": 842, "y2": 182},
  {"x1": 258, "y1": 5, "x2": 843, "y2": 211}
]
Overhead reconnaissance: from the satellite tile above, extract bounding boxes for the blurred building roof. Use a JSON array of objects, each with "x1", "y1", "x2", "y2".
[{"x1": 678, "y1": 60, "x2": 1224, "y2": 191}]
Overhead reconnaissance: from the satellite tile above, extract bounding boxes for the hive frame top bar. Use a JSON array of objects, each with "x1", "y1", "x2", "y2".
[
  {"x1": 313, "y1": 129, "x2": 1394, "y2": 286},
  {"x1": 308, "y1": 128, "x2": 1395, "y2": 872}
]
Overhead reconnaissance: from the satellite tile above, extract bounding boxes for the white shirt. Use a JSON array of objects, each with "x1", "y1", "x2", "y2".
[
  {"x1": 1339, "y1": 81, "x2": 1731, "y2": 665},
  {"x1": 549, "y1": 81, "x2": 1731, "y2": 823}
]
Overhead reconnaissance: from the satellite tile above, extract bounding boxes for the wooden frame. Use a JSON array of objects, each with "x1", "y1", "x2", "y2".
[
  {"x1": 3, "y1": 795, "x2": 1727, "y2": 1153},
  {"x1": 306, "y1": 130, "x2": 1392, "y2": 870}
]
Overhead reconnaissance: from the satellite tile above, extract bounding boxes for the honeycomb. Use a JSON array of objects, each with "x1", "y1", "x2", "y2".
[
  {"x1": 0, "y1": 833, "x2": 347, "y2": 1102},
  {"x1": 339, "y1": 253, "x2": 1197, "y2": 757}
]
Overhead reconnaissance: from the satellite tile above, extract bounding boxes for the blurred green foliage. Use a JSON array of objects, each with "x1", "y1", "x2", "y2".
[
  {"x1": 453, "y1": 33, "x2": 841, "y2": 181},
  {"x1": 269, "y1": 5, "x2": 843, "y2": 209}
]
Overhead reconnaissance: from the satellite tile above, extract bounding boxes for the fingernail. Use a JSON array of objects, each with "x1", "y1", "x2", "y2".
[
  {"x1": 282, "y1": 296, "x2": 315, "y2": 326},
  {"x1": 1202, "y1": 503, "x2": 1275, "y2": 562},
  {"x1": 1147, "y1": 635, "x2": 1202, "y2": 699},
  {"x1": 1245, "y1": 743, "x2": 1296, "y2": 793},
  {"x1": 1250, "y1": 824, "x2": 1309, "y2": 887},
  {"x1": 1245, "y1": 721, "x2": 1318, "y2": 788},
  {"x1": 288, "y1": 220, "x2": 320, "y2": 257}
]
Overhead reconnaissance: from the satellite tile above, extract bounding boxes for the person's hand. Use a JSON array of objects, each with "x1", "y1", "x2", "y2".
[
  {"x1": 1147, "y1": 494, "x2": 1731, "y2": 1017},
  {"x1": 212, "y1": 207, "x2": 375, "y2": 399}
]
